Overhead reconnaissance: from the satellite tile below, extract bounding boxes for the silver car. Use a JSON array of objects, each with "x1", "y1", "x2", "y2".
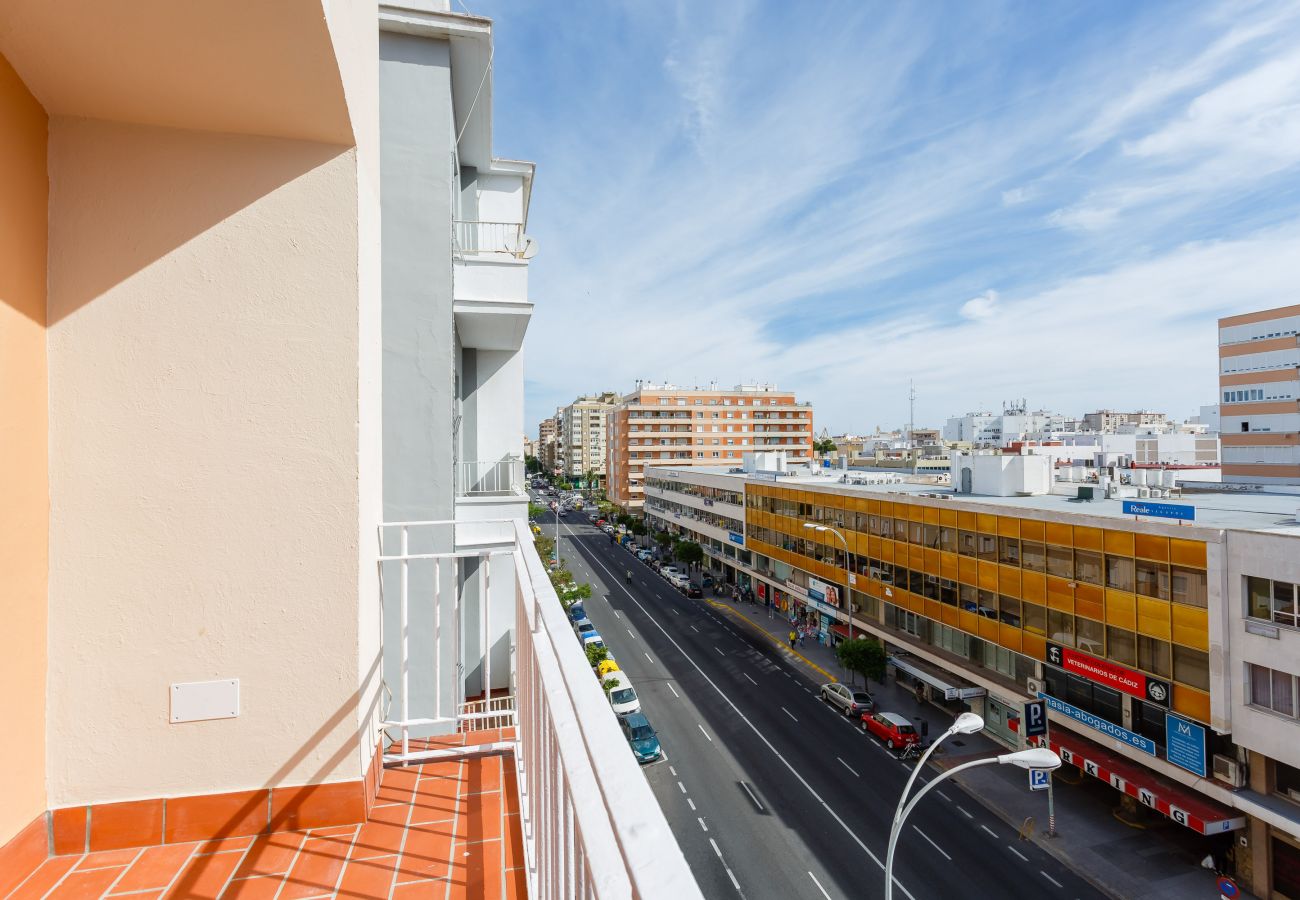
[{"x1": 820, "y1": 683, "x2": 874, "y2": 718}]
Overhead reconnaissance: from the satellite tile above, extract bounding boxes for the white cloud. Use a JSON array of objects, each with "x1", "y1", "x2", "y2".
[
  {"x1": 1001, "y1": 187, "x2": 1030, "y2": 206},
  {"x1": 959, "y1": 290, "x2": 999, "y2": 320}
]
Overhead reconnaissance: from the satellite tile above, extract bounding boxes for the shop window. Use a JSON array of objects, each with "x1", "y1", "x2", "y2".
[
  {"x1": 1046, "y1": 545, "x2": 1073, "y2": 579},
  {"x1": 998, "y1": 596, "x2": 1022, "y2": 628},
  {"x1": 1107, "y1": 626, "x2": 1137, "y2": 666},
  {"x1": 1248, "y1": 663, "x2": 1296, "y2": 717},
  {"x1": 1135, "y1": 559, "x2": 1170, "y2": 600},
  {"x1": 1173, "y1": 645, "x2": 1210, "y2": 691},
  {"x1": 1074, "y1": 549, "x2": 1103, "y2": 586},
  {"x1": 1137, "y1": 635, "x2": 1171, "y2": 678},
  {"x1": 998, "y1": 537, "x2": 1021, "y2": 566},
  {"x1": 1131, "y1": 699, "x2": 1167, "y2": 747},
  {"x1": 1048, "y1": 610, "x2": 1074, "y2": 646},
  {"x1": 1021, "y1": 541, "x2": 1046, "y2": 572},
  {"x1": 1076, "y1": 617, "x2": 1105, "y2": 656},
  {"x1": 1170, "y1": 565, "x2": 1207, "y2": 608},
  {"x1": 1106, "y1": 555, "x2": 1134, "y2": 592},
  {"x1": 1023, "y1": 602, "x2": 1047, "y2": 636}
]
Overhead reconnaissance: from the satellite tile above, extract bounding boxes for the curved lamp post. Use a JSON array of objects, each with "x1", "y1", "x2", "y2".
[
  {"x1": 801, "y1": 522, "x2": 853, "y2": 643},
  {"x1": 885, "y1": 743, "x2": 1061, "y2": 900}
]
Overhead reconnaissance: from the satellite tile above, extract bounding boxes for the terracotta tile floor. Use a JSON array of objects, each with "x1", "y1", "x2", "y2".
[{"x1": 6, "y1": 735, "x2": 527, "y2": 900}]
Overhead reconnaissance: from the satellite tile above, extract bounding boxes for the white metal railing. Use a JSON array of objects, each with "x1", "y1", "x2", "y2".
[
  {"x1": 456, "y1": 457, "x2": 525, "y2": 496},
  {"x1": 512, "y1": 519, "x2": 702, "y2": 900},
  {"x1": 379, "y1": 518, "x2": 701, "y2": 898},
  {"x1": 454, "y1": 220, "x2": 526, "y2": 257},
  {"x1": 379, "y1": 521, "x2": 516, "y2": 764}
]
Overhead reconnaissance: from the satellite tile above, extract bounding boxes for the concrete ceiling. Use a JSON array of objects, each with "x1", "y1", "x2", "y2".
[{"x1": 0, "y1": 0, "x2": 354, "y2": 144}]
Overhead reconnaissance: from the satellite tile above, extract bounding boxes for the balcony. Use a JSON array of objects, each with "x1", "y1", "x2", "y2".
[
  {"x1": 7, "y1": 520, "x2": 698, "y2": 899},
  {"x1": 456, "y1": 457, "x2": 525, "y2": 497},
  {"x1": 453, "y1": 221, "x2": 533, "y2": 352}
]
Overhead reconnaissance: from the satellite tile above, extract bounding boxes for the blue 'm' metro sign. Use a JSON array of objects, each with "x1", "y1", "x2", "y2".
[{"x1": 1121, "y1": 500, "x2": 1195, "y2": 522}]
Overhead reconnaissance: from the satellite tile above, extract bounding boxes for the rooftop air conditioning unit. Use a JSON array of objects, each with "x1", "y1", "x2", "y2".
[
  {"x1": 1212, "y1": 754, "x2": 1245, "y2": 788},
  {"x1": 1026, "y1": 677, "x2": 1044, "y2": 697}
]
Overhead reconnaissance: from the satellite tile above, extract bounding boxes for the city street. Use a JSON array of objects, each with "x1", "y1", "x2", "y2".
[{"x1": 539, "y1": 504, "x2": 1105, "y2": 900}]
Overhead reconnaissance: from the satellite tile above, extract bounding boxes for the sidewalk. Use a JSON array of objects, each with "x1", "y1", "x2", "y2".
[{"x1": 712, "y1": 597, "x2": 1253, "y2": 900}]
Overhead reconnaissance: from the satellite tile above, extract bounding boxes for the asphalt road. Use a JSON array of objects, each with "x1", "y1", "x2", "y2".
[{"x1": 537, "y1": 500, "x2": 1105, "y2": 900}]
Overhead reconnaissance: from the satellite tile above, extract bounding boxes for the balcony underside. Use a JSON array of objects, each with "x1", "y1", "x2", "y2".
[{"x1": 453, "y1": 298, "x2": 533, "y2": 351}]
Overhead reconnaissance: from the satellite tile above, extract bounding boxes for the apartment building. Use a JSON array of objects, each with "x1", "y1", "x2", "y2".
[
  {"x1": 944, "y1": 408, "x2": 1074, "y2": 445},
  {"x1": 606, "y1": 382, "x2": 813, "y2": 510},
  {"x1": 0, "y1": 4, "x2": 693, "y2": 897},
  {"x1": 644, "y1": 458, "x2": 1300, "y2": 897},
  {"x1": 537, "y1": 412, "x2": 560, "y2": 474},
  {"x1": 1219, "y1": 303, "x2": 1300, "y2": 484},
  {"x1": 557, "y1": 391, "x2": 618, "y2": 486},
  {"x1": 1083, "y1": 410, "x2": 1169, "y2": 432}
]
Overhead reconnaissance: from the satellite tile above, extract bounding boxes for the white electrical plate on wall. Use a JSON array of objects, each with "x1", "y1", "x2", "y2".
[{"x1": 170, "y1": 679, "x2": 240, "y2": 723}]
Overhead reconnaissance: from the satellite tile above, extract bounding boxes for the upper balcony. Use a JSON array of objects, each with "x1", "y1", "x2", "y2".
[{"x1": 452, "y1": 171, "x2": 535, "y2": 353}]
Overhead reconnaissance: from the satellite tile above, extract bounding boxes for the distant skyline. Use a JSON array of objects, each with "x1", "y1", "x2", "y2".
[{"x1": 472, "y1": 0, "x2": 1300, "y2": 435}]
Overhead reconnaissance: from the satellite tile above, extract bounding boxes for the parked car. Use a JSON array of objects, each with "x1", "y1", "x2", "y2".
[
  {"x1": 820, "y1": 683, "x2": 875, "y2": 718},
  {"x1": 660, "y1": 565, "x2": 681, "y2": 579},
  {"x1": 861, "y1": 711, "x2": 920, "y2": 750},
  {"x1": 567, "y1": 601, "x2": 586, "y2": 622},
  {"x1": 601, "y1": 671, "x2": 642, "y2": 716},
  {"x1": 685, "y1": 584, "x2": 703, "y2": 598},
  {"x1": 581, "y1": 633, "x2": 606, "y2": 654},
  {"x1": 620, "y1": 712, "x2": 663, "y2": 764},
  {"x1": 636, "y1": 549, "x2": 653, "y2": 562},
  {"x1": 572, "y1": 618, "x2": 597, "y2": 640}
]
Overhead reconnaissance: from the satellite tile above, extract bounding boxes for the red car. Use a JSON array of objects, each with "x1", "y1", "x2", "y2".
[
  {"x1": 860, "y1": 711, "x2": 920, "y2": 750},
  {"x1": 595, "y1": 518, "x2": 606, "y2": 527}
]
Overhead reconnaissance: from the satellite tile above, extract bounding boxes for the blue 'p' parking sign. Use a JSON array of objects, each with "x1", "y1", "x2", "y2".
[
  {"x1": 1024, "y1": 699, "x2": 1047, "y2": 737},
  {"x1": 1029, "y1": 768, "x2": 1050, "y2": 791}
]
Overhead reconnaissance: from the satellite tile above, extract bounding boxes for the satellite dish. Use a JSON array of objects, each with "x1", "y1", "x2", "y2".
[{"x1": 520, "y1": 235, "x2": 539, "y2": 259}]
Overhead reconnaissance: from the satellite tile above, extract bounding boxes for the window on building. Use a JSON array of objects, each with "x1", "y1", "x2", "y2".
[
  {"x1": 1248, "y1": 662, "x2": 1297, "y2": 718},
  {"x1": 1021, "y1": 541, "x2": 1045, "y2": 572},
  {"x1": 1170, "y1": 566, "x2": 1207, "y2": 608},
  {"x1": 999, "y1": 595, "x2": 1021, "y2": 627},
  {"x1": 1135, "y1": 559, "x2": 1170, "y2": 600},
  {"x1": 1137, "y1": 635, "x2": 1171, "y2": 677},
  {"x1": 1131, "y1": 699, "x2": 1168, "y2": 747},
  {"x1": 1023, "y1": 602, "x2": 1046, "y2": 636},
  {"x1": 1048, "y1": 610, "x2": 1074, "y2": 646},
  {"x1": 998, "y1": 537, "x2": 1020, "y2": 566},
  {"x1": 1106, "y1": 555, "x2": 1134, "y2": 592},
  {"x1": 1076, "y1": 617, "x2": 1104, "y2": 656},
  {"x1": 1074, "y1": 550, "x2": 1103, "y2": 585},
  {"x1": 1248, "y1": 577, "x2": 1300, "y2": 628},
  {"x1": 1107, "y1": 626, "x2": 1137, "y2": 666},
  {"x1": 1173, "y1": 645, "x2": 1210, "y2": 691}
]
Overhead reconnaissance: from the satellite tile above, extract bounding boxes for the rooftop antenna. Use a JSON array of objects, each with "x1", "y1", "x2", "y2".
[{"x1": 909, "y1": 379, "x2": 918, "y2": 477}]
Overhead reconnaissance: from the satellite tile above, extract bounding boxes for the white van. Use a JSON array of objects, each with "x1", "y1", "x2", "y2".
[{"x1": 601, "y1": 671, "x2": 641, "y2": 717}]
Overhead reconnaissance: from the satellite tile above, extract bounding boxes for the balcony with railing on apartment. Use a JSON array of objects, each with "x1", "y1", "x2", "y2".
[
  {"x1": 452, "y1": 218, "x2": 534, "y2": 354},
  {"x1": 8, "y1": 520, "x2": 701, "y2": 899}
]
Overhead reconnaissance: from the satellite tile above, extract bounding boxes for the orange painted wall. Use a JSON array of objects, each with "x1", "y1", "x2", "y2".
[{"x1": 0, "y1": 51, "x2": 48, "y2": 848}]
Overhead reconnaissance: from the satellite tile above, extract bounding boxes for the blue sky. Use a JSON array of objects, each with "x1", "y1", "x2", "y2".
[{"x1": 473, "y1": 0, "x2": 1300, "y2": 435}]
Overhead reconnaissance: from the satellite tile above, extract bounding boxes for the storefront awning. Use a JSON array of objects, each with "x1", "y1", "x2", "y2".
[
  {"x1": 888, "y1": 655, "x2": 986, "y2": 700},
  {"x1": 1039, "y1": 729, "x2": 1246, "y2": 835}
]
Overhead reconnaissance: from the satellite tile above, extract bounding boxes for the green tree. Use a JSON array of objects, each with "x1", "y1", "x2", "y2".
[
  {"x1": 525, "y1": 455, "x2": 542, "y2": 474},
  {"x1": 654, "y1": 530, "x2": 673, "y2": 551},
  {"x1": 629, "y1": 520, "x2": 648, "y2": 537},
  {"x1": 815, "y1": 438, "x2": 838, "y2": 454},
  {"x1": 835, "y1": 636, "x2": 888, "y2": 686},
  {"x1": 585, "y1": 643, "x2": 609, "y2": 669},
  {"x1": 673, "y1": 540, "x2": 705, "y2": 570},
  {"x1": 615, "y1": 512, "x2": 634, "y2": 528},
  {"x1": 528, "y1": 502, "x2": 548, "y2": 520},
  {"x1": 556, "y1": 480, "x2": 574, "y2": 491}
]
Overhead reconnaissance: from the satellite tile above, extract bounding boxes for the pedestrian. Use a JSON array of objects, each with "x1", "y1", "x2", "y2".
[
  {"x1": 797, "y1": 629, "x2": 805, "y2": 648},
  {"x1": 788, "y1": 629, "x2": 797, "y2": 649}
]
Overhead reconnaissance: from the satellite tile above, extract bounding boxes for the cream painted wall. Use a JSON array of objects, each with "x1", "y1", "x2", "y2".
[
  {"x1": 0, "y1": 51, "x2": 49, "y2": 847},
  {"x1": 323, "y1": 0, "x2": 386, "y2": 783},
  {"x1": 46, "y1": 118, "x2": 365, "y2": 804}
]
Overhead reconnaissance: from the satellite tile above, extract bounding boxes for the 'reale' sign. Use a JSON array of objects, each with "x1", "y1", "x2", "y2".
[{"x1": 1046, "y1": 643, "x2": 1170, "y2": 706}]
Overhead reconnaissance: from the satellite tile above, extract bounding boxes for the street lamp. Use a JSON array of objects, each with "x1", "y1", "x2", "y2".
[
  {"x1": 884, "y1": 741, "x2": 1060, "y2": 900},
  {"x1": 802, "y1": 522, "x2": 854, "y2": 644}
]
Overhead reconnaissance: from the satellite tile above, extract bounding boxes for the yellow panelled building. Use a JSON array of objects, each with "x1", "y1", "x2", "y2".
[{"x1": 743, "y1": 481, "x2": 1214, "y2": 725}]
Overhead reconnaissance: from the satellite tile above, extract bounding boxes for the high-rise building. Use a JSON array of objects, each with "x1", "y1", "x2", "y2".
[
  {"x1": 0, "y1": 5, "x2": 693, "y2": 895},
  {"x1": 1082, "y1": 410, "x2": 1169, "y2": 433},
  {"x1": 558, "y1": 391, "x2": 618, "y2": 486},
  {"x1": 606, "y1": 382, "x2": 813, "y2": 510},
  {"x1": 1219, "y1": 303, "x2": 1300, "y2": 484}
]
